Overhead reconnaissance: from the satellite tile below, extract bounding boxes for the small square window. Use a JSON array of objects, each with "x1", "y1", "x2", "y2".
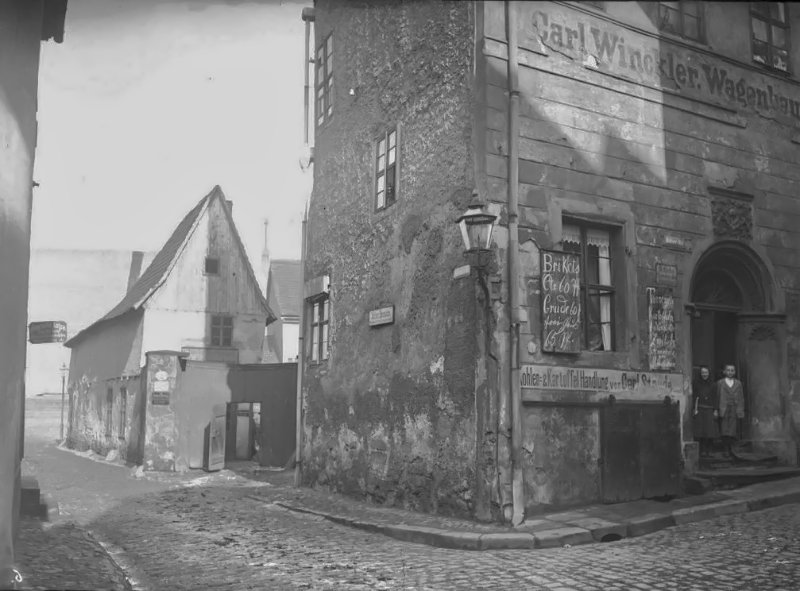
[{"x1": 205, "y1": 257, "x2": 220, "y2": 275}]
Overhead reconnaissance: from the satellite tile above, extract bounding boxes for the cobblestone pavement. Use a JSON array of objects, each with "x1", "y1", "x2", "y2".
[
  {"x1": 14, "y1": 398, "x2": 800, "y2": 590},
  {"x1": 89, "y1": 485, "x2": 800, "y2": 591},
  {"x1": 12, "y1": 519, "x2": 130, "y2": 591}
]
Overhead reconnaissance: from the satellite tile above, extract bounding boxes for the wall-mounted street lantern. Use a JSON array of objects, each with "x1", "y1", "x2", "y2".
[{"x1": 457, "y1": 196, "x2": 497, "y2": 254}]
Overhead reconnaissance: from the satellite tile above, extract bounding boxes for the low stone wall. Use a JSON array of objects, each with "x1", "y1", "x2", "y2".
[{"x1": 67, "y1": 374, "x2": 142, "y2": 462}]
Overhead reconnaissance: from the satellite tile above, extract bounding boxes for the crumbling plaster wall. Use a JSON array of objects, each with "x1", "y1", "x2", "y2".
[
  {"x1": 303, "y1": 0, "x2": 485, "y2": 518},
  {"x1": 67, "y1": 310, "x2": 144, "y2": 455}
]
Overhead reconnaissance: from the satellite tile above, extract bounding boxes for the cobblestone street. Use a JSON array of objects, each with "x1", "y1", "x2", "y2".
[{"x1": 12, "y1": 398, "x2": 800, "y2": 590}]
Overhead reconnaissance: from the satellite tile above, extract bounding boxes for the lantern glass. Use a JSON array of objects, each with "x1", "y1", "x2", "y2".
[{"x1": 457, "y1": 204, "x2": 496, "y2": 253}]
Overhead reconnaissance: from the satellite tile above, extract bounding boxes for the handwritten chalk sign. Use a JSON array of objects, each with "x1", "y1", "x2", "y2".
[
  {"x1": 648, "y1": 287, "x2": 677, "y2": 370},
  {"x1": 540, "y1": 250, "x2": 582, "y2": 353}
]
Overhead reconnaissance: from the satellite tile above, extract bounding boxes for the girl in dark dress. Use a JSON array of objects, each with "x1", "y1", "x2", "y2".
[{"x1": 692, "y1": 366, "x2": 718, "y2": 457}]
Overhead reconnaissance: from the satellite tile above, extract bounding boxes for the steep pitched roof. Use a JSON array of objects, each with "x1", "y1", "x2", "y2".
[
  {"x1": 66, "y1": 186, "x2": 275, "y2": 347},
  {"x1": 269, "y1": 259, "x2": 302, "y2": 319}
]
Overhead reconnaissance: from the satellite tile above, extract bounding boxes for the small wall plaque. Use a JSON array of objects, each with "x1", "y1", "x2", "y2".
[
  {"x1": 656, "y1": 263, "x2": 678, "y2": 286},
  {"x1": 151, "y1": 392, "x2": 170, "y2": 405},
  {"x1": 369, "y1": 306, "x2": 395, "y2": 327}
]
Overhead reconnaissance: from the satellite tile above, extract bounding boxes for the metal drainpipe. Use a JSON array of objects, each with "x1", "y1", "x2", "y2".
[
  {"x1": 301, "y1": 7, "x2": 315, "y2": 146},
  {"x1": 295, "y1": 6, "x2": 314, "y2": 487},
  {"x1": 294, "y1": 208, "x2": 307, "y2": 487},
  {"x1": 505, "y1": 0, "x2": 524, "y2": 526}
]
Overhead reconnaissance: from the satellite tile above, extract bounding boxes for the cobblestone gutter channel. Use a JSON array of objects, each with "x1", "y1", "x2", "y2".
[{"x1": 86, "y1": 528, "x2": 150, "y2": 591}]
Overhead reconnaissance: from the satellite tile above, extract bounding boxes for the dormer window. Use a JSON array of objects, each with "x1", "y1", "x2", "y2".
[{"x1": 205, "y1": 257, "x2": 220, "y2": 275}]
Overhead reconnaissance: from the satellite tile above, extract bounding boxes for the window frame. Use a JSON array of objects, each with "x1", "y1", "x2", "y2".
[
  {"x1": 657, "y1": 1, "x2": 705, "y2": 44},
  {"x1": 105, "y1": 386, "x2": 113, "y2": 438},
  {"x1": 561, "y1": 220, "x2": 619, "y2": 352},
  {"x1": 374, "y1": 126, "x2": 400, "y2": 211},
  {"x1": 750, "y1": 2, "x2": 791, "y2": 74},
  {"x1": 308, "y1": 293, "x2": 330, "y2": 363},
  {"x1": 118, "y1": 386, "x2": 127, "y2": 440},
  {"x1": 205, "y1": 256, "x2": 220, "y2": 275},
  {"x1": 210, "y1": 315, "x2": 234, "y2": 347},
  {"x1": 315, "y1": 33, "x2": 334, "y2": 127}
]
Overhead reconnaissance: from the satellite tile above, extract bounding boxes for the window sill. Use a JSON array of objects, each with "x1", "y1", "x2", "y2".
[
  {"x1": 751, "y1": 61, "x2": 791, "y2": 78},
  {"x1": 374, "y1": 200, "x2": 398, "y2": 215},
  {"x1": 657, "y1": 29, "x2": 710, "y2": 51}
]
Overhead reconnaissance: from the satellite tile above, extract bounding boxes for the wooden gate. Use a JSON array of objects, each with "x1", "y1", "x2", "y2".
[
  {"x1": 601, "y1": 400, "x2": 681, "y2": 503},
  {"x1": 228, "y1": 363, "x2": 297, "y2": 467}
]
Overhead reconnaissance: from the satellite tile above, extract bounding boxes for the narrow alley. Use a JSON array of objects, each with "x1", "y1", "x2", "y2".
[{"x1": 12, "y1": 397, "x2": 800, "y2": 590}]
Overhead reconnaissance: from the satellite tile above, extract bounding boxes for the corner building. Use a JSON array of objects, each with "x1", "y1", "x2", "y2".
[{"x1": 301, "y1": 0, "x2": 800, "y2": 523}]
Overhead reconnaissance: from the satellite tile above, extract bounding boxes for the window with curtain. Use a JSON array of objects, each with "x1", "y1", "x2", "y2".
[{"x1": 562, "y1": 222, "x2": 616, "y2": 351}]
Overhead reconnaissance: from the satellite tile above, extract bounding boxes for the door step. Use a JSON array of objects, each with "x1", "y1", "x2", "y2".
[{"x1": 693, "y1": 466, "x2": 800, "y2": 489}]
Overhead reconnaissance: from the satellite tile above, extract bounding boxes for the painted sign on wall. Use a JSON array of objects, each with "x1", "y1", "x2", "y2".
[
  {"x1": 647, "y1": 287, "x2": 677, "y2": 370},
  {"x1": 540, "y1": 249, "x2": 582, "y2": 353},
  {"x1": 520, "y1": 364, "x2": 682, "y2": 394},
  {"x1": 520, "y1": 5, "x2": 800, "y2": 122}
]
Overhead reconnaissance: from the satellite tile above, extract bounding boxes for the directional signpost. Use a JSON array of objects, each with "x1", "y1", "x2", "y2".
[
  {"x1": 28, "y1": 321, "x2": 68, "y2": 344},
  {"x1": 28, "y1": 321, "x2": 69, "y2": 441}
]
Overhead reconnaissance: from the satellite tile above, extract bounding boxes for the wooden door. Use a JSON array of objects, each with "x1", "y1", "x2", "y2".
[
  {"x1": 601, "y1": 405, "x2": 642, "y2": 503},
  {"x1": 601, "y1": 402, "x2": 681, "y2": 503}
]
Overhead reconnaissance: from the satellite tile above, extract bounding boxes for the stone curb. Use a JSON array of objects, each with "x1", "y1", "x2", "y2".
[
  {"x1": 671, "y1": 500, "x2": 749, "y2": 525},
  {"x1": 744, "y1": 489, "x2": 800, "y2": 512},
  {"x1": 260, "y1": 486, "x2": 800, "y2": 551},
  {"x1": 86, "y1": 529, "x2": 151, "y2": 591}
]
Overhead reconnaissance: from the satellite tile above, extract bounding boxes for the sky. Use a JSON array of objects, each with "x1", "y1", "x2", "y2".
[{"x1": 32, "y1": 0, "x2": 312, "y2": 264}]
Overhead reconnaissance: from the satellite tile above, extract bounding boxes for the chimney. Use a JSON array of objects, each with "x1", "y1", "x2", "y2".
[
  {"x1": 226, "y1": 200, "x2": 233, "y2": 213},
  {"x1": 126, "y1": 251, "x2": 145, "y2": 293}
]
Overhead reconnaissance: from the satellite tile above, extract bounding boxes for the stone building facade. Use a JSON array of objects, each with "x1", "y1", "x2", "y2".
[{"x1": 300, "y1": 0, "x2": 800, "y2": 524}]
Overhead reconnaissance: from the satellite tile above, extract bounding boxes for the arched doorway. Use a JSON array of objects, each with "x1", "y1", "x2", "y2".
[{"x1": 689, "y1": 241, "x2": 779, "y2": 443}]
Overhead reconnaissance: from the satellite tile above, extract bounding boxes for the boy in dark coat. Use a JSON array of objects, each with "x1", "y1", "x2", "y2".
[{"x1": 715, "y1": 363, "x2": 745, "y2": 457}]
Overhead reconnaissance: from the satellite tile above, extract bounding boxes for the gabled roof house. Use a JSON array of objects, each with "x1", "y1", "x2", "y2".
[
  {"x1": 263, "y1": 259, "x2": 302, "y2": 363},
  {"x1": 66, "y1": 185, "x2": 276, "y2": 386}
]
